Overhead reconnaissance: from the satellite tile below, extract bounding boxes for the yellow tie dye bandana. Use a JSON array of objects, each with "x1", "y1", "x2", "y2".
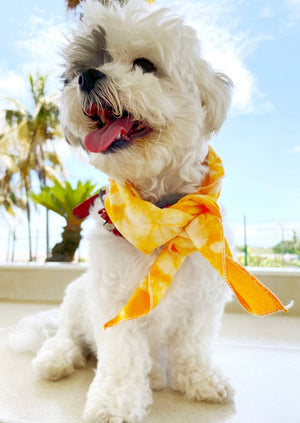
[{"x1": 104, "y1": 147, "x2": 289, "y2": 329}]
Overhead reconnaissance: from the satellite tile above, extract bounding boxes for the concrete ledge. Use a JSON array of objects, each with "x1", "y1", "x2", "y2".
[
  {"x1": 0, "y1": 263, "x2": 87, "y2": 304},
  {"x1": 0, "y1": 263, "x2": 299, "y2": 315}
]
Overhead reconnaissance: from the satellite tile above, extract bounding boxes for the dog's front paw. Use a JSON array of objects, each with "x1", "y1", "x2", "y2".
[
  {"x1": 83, "y1": 403, "x2": 144, "y2": 423},
  {"x1": 83, "y1": 379, "x2": 152, "y2": 423},
  {"x1": 171, "y1": 366, "x2": 234, "y2": 403},
  {"x1": 83, "y1": 394, "x2": 151, "y2": 423},
  {"x1": 82, "y1": 408, "x2": 123, "y2": 423},
  {"x1": 33, "y1": 336, "x2": 86, "y2": 381}
]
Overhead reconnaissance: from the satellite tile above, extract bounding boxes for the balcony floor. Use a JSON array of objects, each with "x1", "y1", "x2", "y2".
[{"x1": 0, "y1": 302, "x2": 299, "y2": 423}]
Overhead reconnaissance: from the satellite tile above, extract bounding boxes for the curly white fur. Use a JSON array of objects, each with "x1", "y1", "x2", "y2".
[{"x1": 11, "y1": 1, "x2": 235, "y2": 421}]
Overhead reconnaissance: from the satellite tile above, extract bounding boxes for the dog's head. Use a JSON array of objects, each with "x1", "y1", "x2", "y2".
[{"x1": 61, "y1": 0, "x2": 232, "y2": 183}]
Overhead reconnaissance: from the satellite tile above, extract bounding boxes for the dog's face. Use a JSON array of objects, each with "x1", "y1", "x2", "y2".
[{"x1": 61, "y1": 0, "x2": 232, "y2": 182}]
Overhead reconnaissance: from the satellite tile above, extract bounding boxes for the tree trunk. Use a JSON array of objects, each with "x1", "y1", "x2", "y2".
[
  {"x1": 24, "y1": 172, "x2": 33, "y2": 261},
  {"x1": 26, "y1": 200, "x2": 33, "y2": 261},
  {"x1": 46, "y1": 208, "x2": 50, "y2": 259},
  {"x1": 46, "y1": 224, "x2": 82, "y2": 262}
]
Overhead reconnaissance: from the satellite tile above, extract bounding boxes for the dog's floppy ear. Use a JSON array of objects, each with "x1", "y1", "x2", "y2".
[{"x1": 196, "y1": 59, "x2": 233, "y2": 138}]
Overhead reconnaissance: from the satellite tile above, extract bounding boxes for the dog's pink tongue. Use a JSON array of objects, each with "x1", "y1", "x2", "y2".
[{"x1": 84, "y1": 117, "x2": 134, "y2": 153}]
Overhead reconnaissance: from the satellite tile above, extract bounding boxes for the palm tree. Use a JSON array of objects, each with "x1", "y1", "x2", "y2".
[
  {"x1": 0, "y1": 73, "x2": 63, "y2": 260},
  {"x1": 31, "y1": 178, "x2": 97, "y2": 262}
]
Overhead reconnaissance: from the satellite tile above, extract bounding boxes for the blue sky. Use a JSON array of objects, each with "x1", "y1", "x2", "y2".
[{"x1": 0, "y1": 0, "x2": 300, "y2": 260}]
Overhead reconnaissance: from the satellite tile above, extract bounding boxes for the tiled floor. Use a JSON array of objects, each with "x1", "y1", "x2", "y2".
[{"x1": 0, "y1": 302, "x2": 299, "y2": 423}]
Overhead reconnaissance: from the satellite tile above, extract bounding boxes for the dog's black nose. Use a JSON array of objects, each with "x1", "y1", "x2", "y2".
[{"x1": 78, "y1": 69, "x2": 105, "y2": 93}]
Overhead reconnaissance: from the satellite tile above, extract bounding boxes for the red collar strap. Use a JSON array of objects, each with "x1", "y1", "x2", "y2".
[
  {"x1": 73, "y1": 193, "x2": 99, "y2": 219},
  {"x1": 73, "y1": 189, "x2": 123, "y2": 237}
]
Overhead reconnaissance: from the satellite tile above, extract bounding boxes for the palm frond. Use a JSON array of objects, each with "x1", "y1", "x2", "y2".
[
  {"x1": 31, "y1": 189, "x2": 66, "y2": 218},
  {"x1": 31, "y1": 177, "x2": 97, "y2": 224}
]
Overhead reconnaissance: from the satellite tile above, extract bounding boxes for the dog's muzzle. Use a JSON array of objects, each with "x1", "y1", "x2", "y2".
[{"x1": 78, "y1": 68, "x2": 106, "y2": 93}]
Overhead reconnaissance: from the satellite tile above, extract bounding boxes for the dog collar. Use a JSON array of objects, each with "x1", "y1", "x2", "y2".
[
  {"x1": 73, "y1": 188, "x2": 123, "y2": 237},
  {"x1": 73, "y1": 193, "x2": 100, "y2": 220}
]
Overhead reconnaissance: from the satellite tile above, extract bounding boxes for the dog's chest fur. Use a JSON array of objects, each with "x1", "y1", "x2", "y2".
[{"x1": 85, "y1": 198, "x2": 231, "y2": 338}]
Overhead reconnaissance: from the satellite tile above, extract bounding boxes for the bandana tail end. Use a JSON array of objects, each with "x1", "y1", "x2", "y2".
[{"x1": 226, "y1": 256, "x2": 292, "y2": 316}]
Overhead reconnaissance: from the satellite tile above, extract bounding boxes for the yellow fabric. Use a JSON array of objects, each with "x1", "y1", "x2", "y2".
[{"x1": 104, "y1": 147, "x2": 288, "y2": 329}]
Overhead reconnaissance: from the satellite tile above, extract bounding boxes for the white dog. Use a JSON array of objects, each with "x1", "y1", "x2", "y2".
[{"x1": 31, "y1": 0, "x2": 234, "y2": 421}]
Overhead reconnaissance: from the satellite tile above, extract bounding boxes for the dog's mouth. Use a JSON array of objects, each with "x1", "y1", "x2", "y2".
[{"x1": 83, "y1": 104, "x2": 153, "y2": 154}]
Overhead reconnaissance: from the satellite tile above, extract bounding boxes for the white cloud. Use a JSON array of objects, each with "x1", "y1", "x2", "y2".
[
  {"x1": 15, "y1": 15, "x2": 70, "y2": 98},
  {"x1": 16, "y1": 17, "x2": 65, "y2": 72},
  {"x1": 0, "y1": 65, "x2": 29, "y2": 109},
  {"x1": 287, "y1": 145, "x2": 300, "y2": 153},
  {"x1": 199, "y1": 37, "x2": 275, "y2": 116},
  {"x1": 285, "y1": 0, "x2": 300, "y2": 24},
  {"x1": 0, "y1": 13, "x2": 74, "y2": 111},
  {"x1": 0, "y1": 14, "x2": 67, "y2": 111},
  {"x1": 287, "y1": 0, "x2": 300, "y2": 6},
  {"x1": 259, "y1": 7, "x2": 276, "y2": 19},
  {"x1": 161, "y1": 0, "x2": 276, "y2": 116}
]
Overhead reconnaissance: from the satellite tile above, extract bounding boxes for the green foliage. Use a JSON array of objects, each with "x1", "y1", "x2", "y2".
[
  {"x1": 273, "y1": 240, "x2": 296, "y2": 255},
  {"x1": 237, "y1": 247, "x2": 300, "y2": 268},
  {"x1": 5, "y1": 108, "x2": 27, "y2": 126},
  {"x1": 0, "y1": 73, "x2": 63, "y2": 216},
  {"x1": 31, "y1": 178, "x2": 97, "y2": 226},
  {"x1": 273, "y1": 231, "x2": 300, "y2": 256},
  {"x1": 237, "y1": 231, "x2": 300, "y2": 268},
  {"x1": 31, "y1": 177, "x2": 97, "y2": 262},
  {"x1": 0, "y1": 73, "x2": 63, "y2": 260}
]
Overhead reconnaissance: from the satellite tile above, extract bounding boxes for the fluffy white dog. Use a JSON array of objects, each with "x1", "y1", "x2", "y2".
[{"x1": 29, "y1": 0, "x2": 235, "y2": 421}]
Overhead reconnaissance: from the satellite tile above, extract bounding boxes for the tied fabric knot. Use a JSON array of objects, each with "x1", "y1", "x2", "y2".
[{"x1": 104, "y1": 147, "x2": 289, "y2": 329}]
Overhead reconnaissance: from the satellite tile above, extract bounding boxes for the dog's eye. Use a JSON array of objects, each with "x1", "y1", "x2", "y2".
[{"x1": 133, "y1": 58, "x2": 156, "y2": 74}]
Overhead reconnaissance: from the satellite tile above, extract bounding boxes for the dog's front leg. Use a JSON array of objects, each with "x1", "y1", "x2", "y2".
[
  {"x1": 83, "y1": 322, "x2": 153, "y2": 423},
  {"x1": 168, "y1": 303, "x2": 234, "y2": 404}
]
